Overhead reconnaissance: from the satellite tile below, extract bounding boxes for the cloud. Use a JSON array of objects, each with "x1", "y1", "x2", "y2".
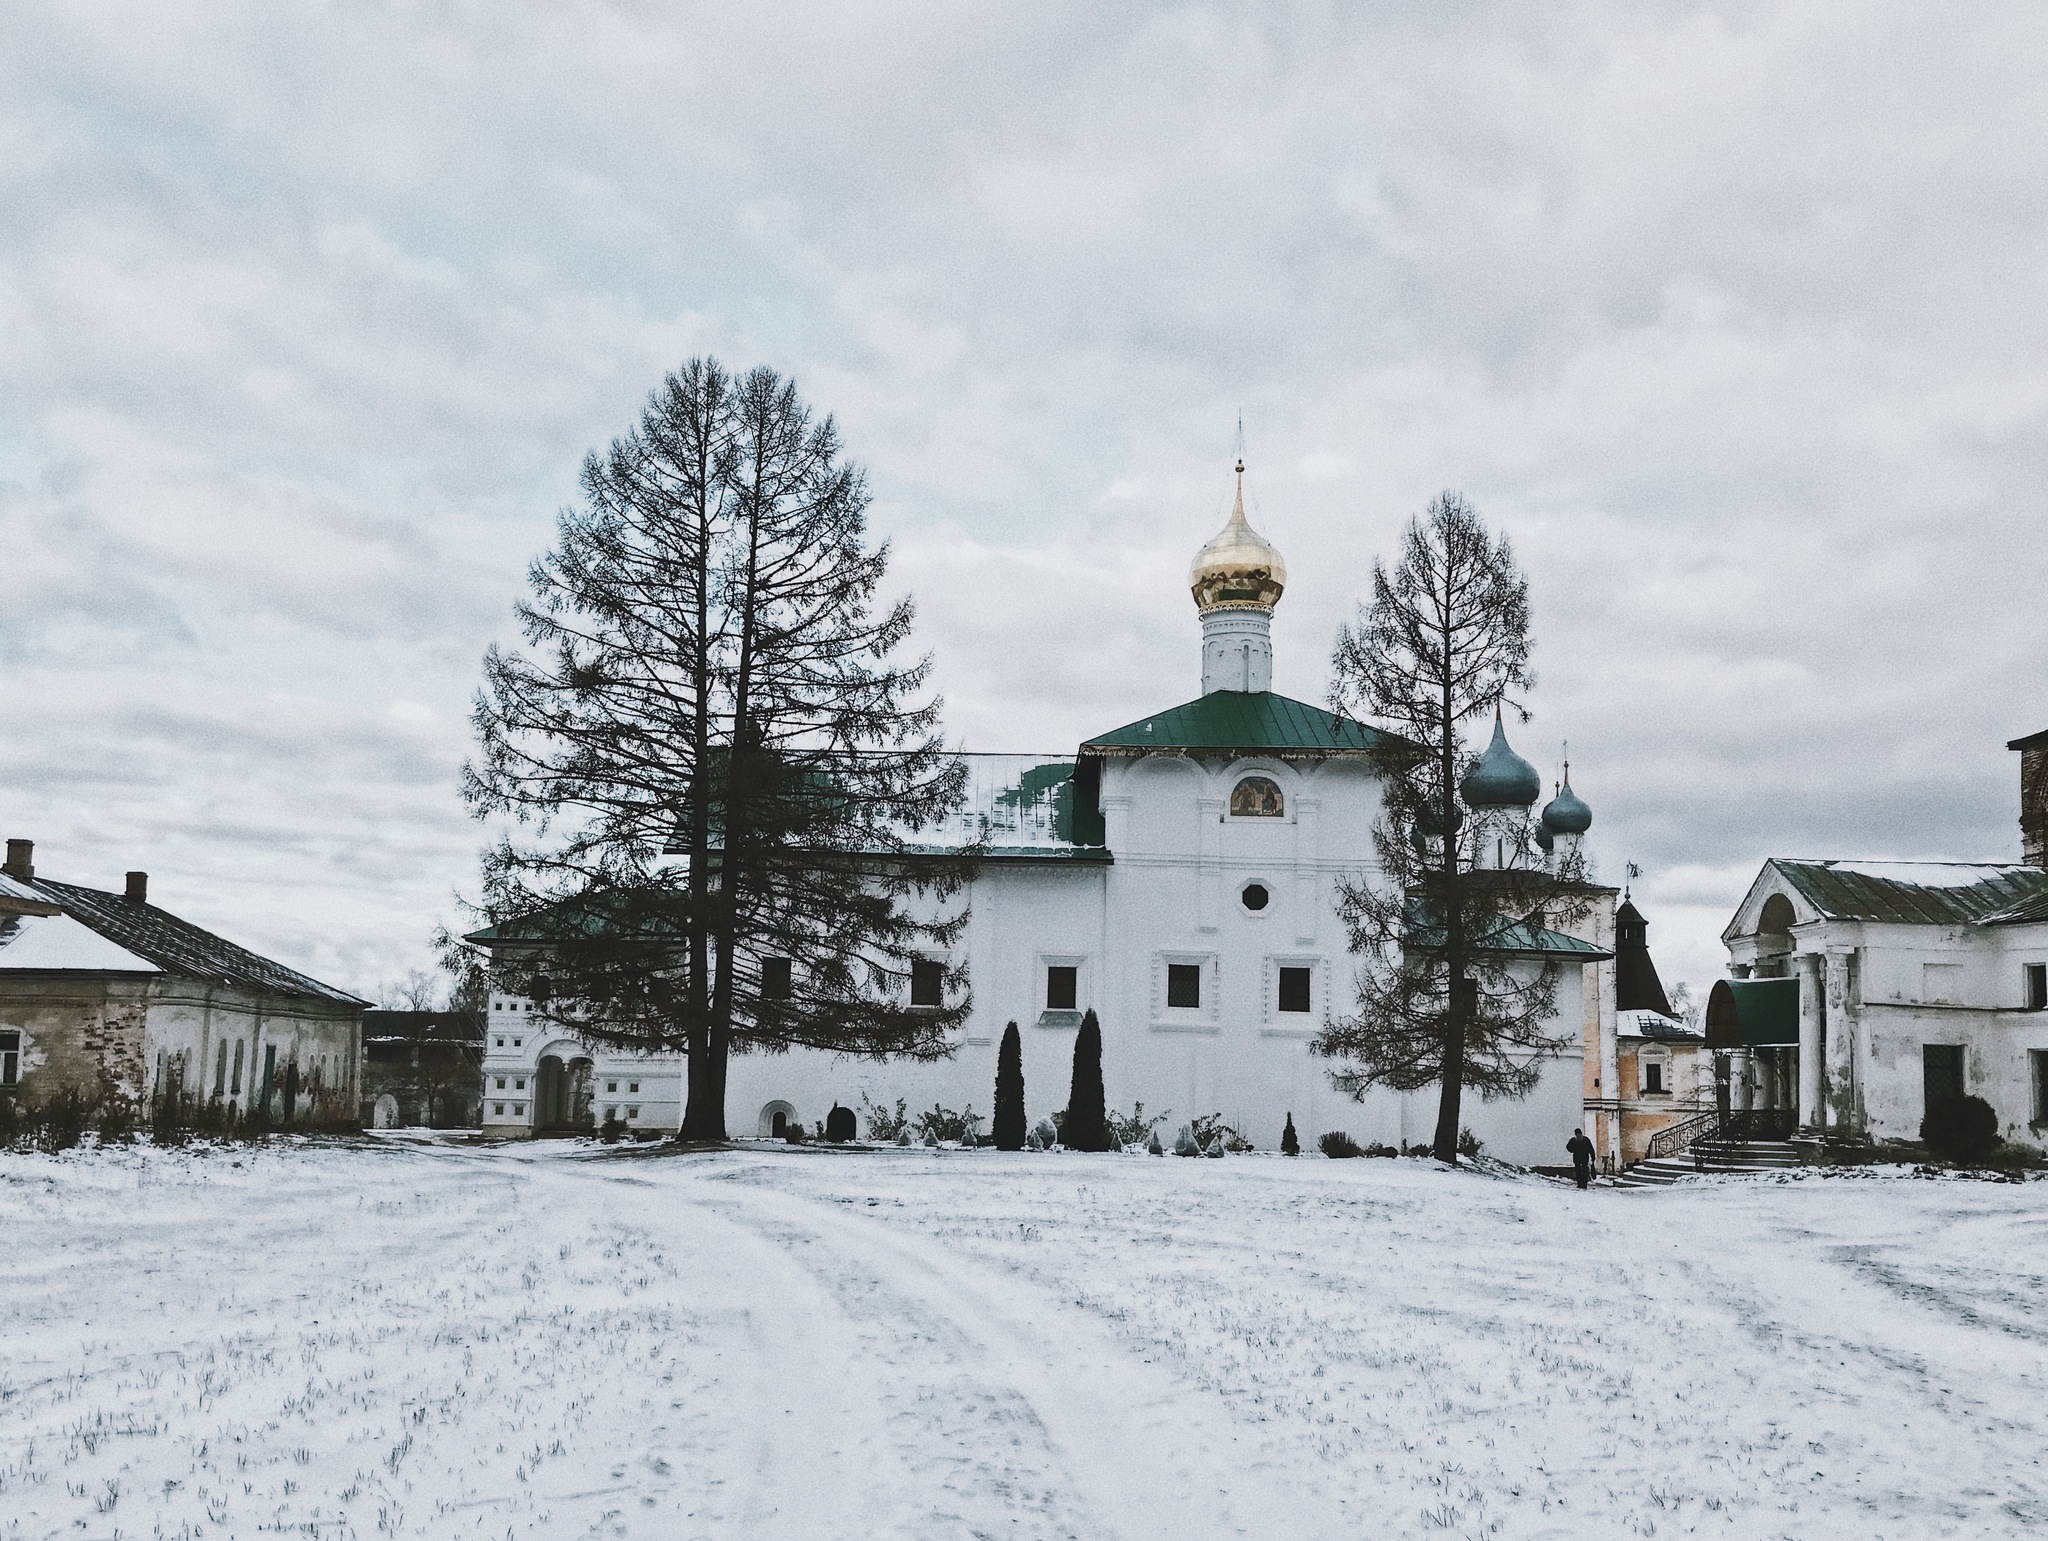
[{"x1": 2, "y1": 1, "x2": 2045, "y2": 998}]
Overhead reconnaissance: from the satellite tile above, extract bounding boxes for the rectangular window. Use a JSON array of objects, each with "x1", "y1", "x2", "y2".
[
  {"x1": 1277, "y1": 967, "x2": 1311, "y2": 1014},
  {"x1": 0, "y1": 1031, "x2": 18, "y2": 1088},
  {"x1": 493, "y1": 1102, "x2": 505, "y2": 1115},
  {"x1": 607, "y1": 1081, "x2": 618, "y2": 1093},
  {"x1": 496, "y1": 1038, "x2": 506, "y2": 1048},
  {"x1": 2033, "y1": 1050, "x2": 2048, "y2": 1123},
  {"x1": 1167, "y1": 963, "x2": 1201, "y2": 1009},
  {"x1": 512, "y1": 1038, "x2": 522, "y2": 1048},
  {"x1": 761, "y1": 957, "x2": 793, "y2": 1000},
  {"x1": 496, "y1": 1077, "x2": 506, "y2": 1089},
  {"x1": 1923, "y1": 1043, "x2": 1965, "y2": 1113},
  {"x1": 513, "y1": 1103, "x2": 525, "y2": 1115},
  {"x1": 627, "y1": 1106, "x2": 640, "y2": 1120},
  {"x1": 606, "y1": 1105, "x2": 618, "y2": 1121},
  {"x1": 1644, "y1": 1062, "x2": 1665, "y2": 1094},
  {"x1": 231, "y1": 1040, "x2": 243, "y2": 1095},
  {"x1": 1046, "y1": 966, "x2": 1078, "y2": 1011},
  {"x1": 215, "y1": 1040, "x2": 229, "y2": 1097},
  {"x1": 911, "y1": 958, "x2": 944, "y2": 1007},
  {"x1": 514, "y1": 1078, "x2": 526, "y2": 1091},
  {"x1": 2027, "y1": 963, "x2": 2047, "y2": 1012},
  {"x1": 628, "y1": 1081, "x2": 639, "y2": 1094}
]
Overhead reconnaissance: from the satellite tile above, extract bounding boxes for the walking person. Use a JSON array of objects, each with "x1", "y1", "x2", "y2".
[{"x1": 1567, "y1": 1127, "x2": 1596, "y2": 1189}]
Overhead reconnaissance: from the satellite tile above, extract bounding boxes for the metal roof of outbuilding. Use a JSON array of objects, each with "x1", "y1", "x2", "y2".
[
  {"x1": 17, "y1": 876, "x2": 364, "y2": 1004},
  {"x1": 1768, "y1": 859, "x2": 2048, "y2": 927}
]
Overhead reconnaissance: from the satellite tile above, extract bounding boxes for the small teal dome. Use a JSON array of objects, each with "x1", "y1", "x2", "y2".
[
  {"x1": 1460, "y1": 714, "x2": 1541, "y2": 808},
  {"x1": 1540, "y1": 777, "x2": 1592, "y2": 835},
  {"x1": 1534, "y1": 822, "x2": 1555, "y2": 853}
]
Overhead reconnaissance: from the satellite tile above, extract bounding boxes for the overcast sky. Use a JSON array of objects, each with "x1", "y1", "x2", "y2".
[{"x1": 3, "y1": 2, "x2": 2045, "y2": 1002}]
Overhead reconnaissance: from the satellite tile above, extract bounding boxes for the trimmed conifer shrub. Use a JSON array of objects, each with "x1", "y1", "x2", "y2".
[
  {"x1": 1921, "y1": 1094, "x2": 1999, "y2": 1164},
  {"x1": 1061, "y1": 1009, "x2": 1108, "y2": 1151},
  {"x1": 825, "y1": 1103, "x2": 856, "y2": 1142},
  {"x1": 994, "y1": 1021, "x2": 1026, "y2": 1150},
  {"x1": 1281, "y1": 1112, "x2": 1300, "y2": 1156}
]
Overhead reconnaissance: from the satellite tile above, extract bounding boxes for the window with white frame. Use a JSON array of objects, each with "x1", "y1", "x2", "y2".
[
  {"x1": 1153, "y1": 953, "x2": 1218, "y2": 1027},
  {"x1": 910, "y1": 957, "x2": 945, "y2": 1007},
  {"x1": 0, "y1": 1031, "x2": 17, "y2": 1088},
  {"x1": 2027, "y1": 963, "x2": 2047, "y2": 1012}
]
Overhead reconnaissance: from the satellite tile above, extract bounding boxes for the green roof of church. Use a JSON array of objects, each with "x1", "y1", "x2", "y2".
[{"x1": 1082, "y1": 691, "x2": 1400, "y2": 757}]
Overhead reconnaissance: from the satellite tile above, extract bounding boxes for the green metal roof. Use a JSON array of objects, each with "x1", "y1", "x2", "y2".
[
  {"x1": 1770, "y1": 860, "x2": 2048, "y2": 927},
  {"x1": 1082, "y1": 691, "x2": 1400, "y2": 757},
  {"x1": 1400, "y1": 895, "x2": 1613, "y2": 961},
  {"x1": 1706, "y1": 977, "x2": 1799, "y2": 1048}
]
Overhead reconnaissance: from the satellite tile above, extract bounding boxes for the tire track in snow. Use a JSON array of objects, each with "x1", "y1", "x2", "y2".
[{"x1": 689, "y1": 1163, "x2": 1355, "y2": 1541}]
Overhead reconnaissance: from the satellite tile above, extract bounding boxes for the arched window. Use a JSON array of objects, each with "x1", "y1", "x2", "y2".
[{"x1": 1230, "y1": 776, "x2": 1284, "y2": 817}]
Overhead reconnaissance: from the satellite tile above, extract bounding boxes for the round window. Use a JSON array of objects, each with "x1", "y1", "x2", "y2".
[{"x1": 1241, "y1": 883, "x2": 1270, "y2": 912}]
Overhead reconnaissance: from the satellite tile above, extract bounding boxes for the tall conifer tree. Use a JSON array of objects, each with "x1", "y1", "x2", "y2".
[
  {"x1": 1314, "y1": 493, "x2": 1588, "y2": 1164},
  {"x1": 1061, "y1": 1010, "x2": 1107, "y2": 1152},
  {"x1": 993, "y1": 1021, "x2": 1025, "y2": 1151},
  {"x1": 462, "y1": 358, "x2": 974, "y2": 1140}
]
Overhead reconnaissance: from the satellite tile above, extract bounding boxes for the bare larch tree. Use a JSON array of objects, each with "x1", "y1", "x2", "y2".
[{"x1": 1315, "y1": 492, "x2": 1590, "y2": 1163}]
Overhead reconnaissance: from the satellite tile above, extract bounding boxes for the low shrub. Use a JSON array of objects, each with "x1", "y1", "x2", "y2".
[
  {"x1": 1363, "y1": 1142, "x2": 1398, "y2": 1158},
  {"x1": 36, "y1": 1087, "x2": 91, "y2": 1153},
  {"x1": 1920, "y1": 1095, "x2": 1999, "y2": 1164},
  {"x1": 1457, "y1": 1126, "x2": 1485, "y2": 1160},
  {"x1": 599, "y1": 1113, "x2": 624, "y2": 1144},
  {"x1": 1319, "y1": 1130, "x2": 1364, "y2": 1159},
  {"x1": 860, "y1": 1095, "x2": 910, "y2": 1142},
  {"x1": 913, "y1": 1103, "x2": 984, "y2": 1145},
  {"x1": 1189, "y1": 1113, "x2": 1251, "y2": 1152},
  {"x1": 1107, "y1": 1102, "x2": 1170, "y2": 1149}
]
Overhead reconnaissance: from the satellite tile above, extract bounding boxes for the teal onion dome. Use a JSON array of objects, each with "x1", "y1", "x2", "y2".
[
  {"x1": 1534, "y1": 822, "x2": 1555, "y2": 853},
  {"x1": 1540, "y1": 776, "x2": 1592, "y2": 835},
  {"x1": 1460, "y1": 713, "x2": 1541, "y2": 808}
]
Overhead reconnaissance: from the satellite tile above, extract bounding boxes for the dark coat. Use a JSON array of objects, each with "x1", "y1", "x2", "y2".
[{"x1": 1566, "y1": 1133, "x2": 1595, "y2": 1166}]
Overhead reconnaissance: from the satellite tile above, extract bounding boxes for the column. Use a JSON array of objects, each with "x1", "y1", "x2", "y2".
[
  {"x1": 1825, "y1": 952, "x2": 1858, "y2": 1133},
  {"x1": 1796, "y1": 953, "x2": 1823, "y2": 1130}
]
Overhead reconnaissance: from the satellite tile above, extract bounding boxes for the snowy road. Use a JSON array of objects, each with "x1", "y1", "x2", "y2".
[{"x1": 3, "y1": 1139, "x2": 2046, "y2": 1539}]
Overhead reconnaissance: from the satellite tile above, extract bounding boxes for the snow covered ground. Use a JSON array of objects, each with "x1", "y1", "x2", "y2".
[{"x1": 2, "y1": 1139, "x2": 2044, "y2": 1540}]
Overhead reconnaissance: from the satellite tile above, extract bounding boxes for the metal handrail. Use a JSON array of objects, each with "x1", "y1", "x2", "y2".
[{"x1": 1644, "y1": 1105, "x2": 1720, "y2": 1161}]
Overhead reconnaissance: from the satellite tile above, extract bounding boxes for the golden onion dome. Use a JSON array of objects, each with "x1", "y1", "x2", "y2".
[{"x1": 1189, "y1": 460, "x2": 1286, "y2": 612}]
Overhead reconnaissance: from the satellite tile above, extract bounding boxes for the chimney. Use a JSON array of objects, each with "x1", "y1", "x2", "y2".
[
  {"x1": 125, "y1": 871, "x2": 148, "y2": 904},
  {"x1": 2014, "y1": 729, "x2": 2048, "y2": 869},
  {"x1": 2, "y1": 839, "x2": 31, "y2": 881}
]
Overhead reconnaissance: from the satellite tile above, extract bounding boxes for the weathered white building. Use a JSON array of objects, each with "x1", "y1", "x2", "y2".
[
  {"x1": 1717, "y1": 730, "x2": 2048, "y2": 1148},
  {"x1": 0, "y1": 840, "x2": 364, "y2": 1122},
  {"x1": 472, "y1": 470, "x2": 1608, "y2": 1164}
]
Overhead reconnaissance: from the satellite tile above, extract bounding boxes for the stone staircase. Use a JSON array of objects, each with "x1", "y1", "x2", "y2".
[{"x1": 1620, "y1": 1139, "x2": 1803, "y2": 1186}]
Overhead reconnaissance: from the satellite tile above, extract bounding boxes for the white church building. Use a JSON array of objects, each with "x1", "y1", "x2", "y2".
[{"x1": 473, "y1": 468, "x2": 1608, "y2": 1165}]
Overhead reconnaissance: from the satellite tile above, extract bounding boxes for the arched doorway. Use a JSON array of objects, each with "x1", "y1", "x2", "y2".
[
  {"x1": 533, "y1": 1049, "x2": 597, "y2": 1133},
  {"x1": 759, "y1": 1100, "x2": 797, "y2": 1138}
]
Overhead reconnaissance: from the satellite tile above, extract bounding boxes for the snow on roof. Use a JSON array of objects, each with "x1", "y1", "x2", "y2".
[
  {"x1": 1617, "y1": 1007, "x2": 1702, "y2": 1043},
  {"x1": 0, "y1": 912, "x2": 162, "y2": 972},
  {"x1": 1767, "y1": 858, "x2": 2048, "y2": 927},
  {"x1": 1822, "y1": 860, "x2": 2035, "y2": 888}
]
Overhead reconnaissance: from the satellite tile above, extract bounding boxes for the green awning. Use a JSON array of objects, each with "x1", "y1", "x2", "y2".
[{"x1": 1705, "y1": 977, "x2": 1799, "y2": 1049}]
